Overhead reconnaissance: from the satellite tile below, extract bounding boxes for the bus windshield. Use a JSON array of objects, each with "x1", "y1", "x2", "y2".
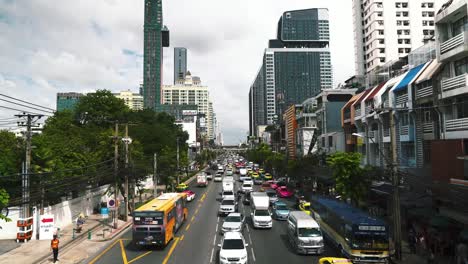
[
  {"x1": 352, "y1": 234, "x2": 389, "y2": 250},
  {"x1": 298, "y1": 227, "x2": 321, "y2": 237}
]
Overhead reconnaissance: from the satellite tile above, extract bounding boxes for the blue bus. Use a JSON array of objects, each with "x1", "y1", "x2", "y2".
[{"x1": 310, "y1": 196, "x2": 389, "y2": 263}]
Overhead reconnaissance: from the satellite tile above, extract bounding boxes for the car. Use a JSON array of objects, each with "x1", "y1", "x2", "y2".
[
  {"x1": 269, "y1": 180, "x2": 279, "y2": 190},
  {"x1": 272, "y1": 201, "x2": 290, "y2": 220},
  {"x1": 183, "y1": 190, "x2": 196, "y2": 202},
  {"x1": 175, "y1": 183, "x2": 189, "y2": 192},
  {"x1": 318, "y1": 258, "x2": 352, "y2": 264},
  {"x1": 265, "y1": 189, "x2": 278, "y2": 204},
  {"x1": 253, "y1": 177, "x2": 263, "y2": 185},
  {"x1": 218, "y1": 197, "x2": 238, "y2": 216},
  {"x1": 251, "y1": 172, "x2": 259, "y2": 179},
  {"x1": 218, "y1": 232, "x2": 248, "y2": 264},
  {"x1": 260, "y1": 182, "x2": 272, "y2": 192},
  {"x1": 206, "y1": 172, "x2": 213, "y2": 180},
  {"x1": 242, "y1": 191, "x2": 251, "y2": 205},
  {"x1": 263, "y1": 173, "x2": 272, "y2": 180},
  {"x1": 243, "y1": 178, "x2": 253, "y2": 185},
  {"x1": 226, "y1": 169, "x2": 233, "y2": 176},
  {"x1": 241, "y1": 182, "x2": 253, "y2": 193},
  {"x1": 299, "y1": 201, "x2": 311, "y2": 215},
  {"x1": 222, "y1": 190, "x2": 235, "y2": 200},
  {"x1": 214, "y1": 173, "x2": 223, "y2": 182},
  {"x1": 258, "y1": 169, "x2": 265, "y2": 175},
  {"x1": 276, "y1": 186, "x2": 294, "y2": 198},
  {"x1": 221, "y1": 213, "x2": 244, "y2": 234}
]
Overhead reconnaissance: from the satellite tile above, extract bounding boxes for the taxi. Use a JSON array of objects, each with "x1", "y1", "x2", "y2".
[
  {"x1": 318, "y1": 257, "x2": 352, "y2": 264},
  {"x1": 247, "y1": 169, "x2": 253, "y2": 176},
  {"x1": 298, "y1": 201, "x2": 311, "y2": 215},
  {"x1": 263, "y1": 173, "x2": 272, "y2": 180},
  {"x1": 251, "y1": 172, "x2": 260, "y2": 179},
  {"x1": 258, "y1": 168, "x2": 265, "y2": 175},
  {"x1": 175, "y1": 183, "x2": 189, "y2": 192}
]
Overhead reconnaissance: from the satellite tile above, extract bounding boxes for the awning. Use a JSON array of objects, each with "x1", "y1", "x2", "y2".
[
  {"x1": 352, "y1": 88, "x2": 373, "y2": 108},
  {"x1": 415, "y1": 59, "x2": 442, "y2": 84},
  {"x1": 392, "y1": 63, "x2": 428, "y2": 93},
  {"x1": 374, "y1": 74, "x2": 407, "y2": 107},
  {"x1": 365, "y1": 81, "x2": 388, "y2": 102}
]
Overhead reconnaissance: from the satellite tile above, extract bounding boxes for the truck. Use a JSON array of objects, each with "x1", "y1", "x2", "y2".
[
  {"x1": 250, "y1": 192, "x2": 272, "y2": 229},
  {"x1": 222, "y1": 177, "x2": 234, "y2": 192},
  {"x1": 197, "y1": 174, "x2": 208, "y2": 187}
]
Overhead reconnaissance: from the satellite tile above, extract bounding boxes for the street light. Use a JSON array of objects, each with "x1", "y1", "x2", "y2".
[{"x1": 352, "y1": 132, "x2": 402, "y2": 260}]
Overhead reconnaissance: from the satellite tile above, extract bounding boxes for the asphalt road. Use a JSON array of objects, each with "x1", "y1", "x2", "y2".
[{"x1": 88, "y1": 170, "x2": 339, "y2": 264}]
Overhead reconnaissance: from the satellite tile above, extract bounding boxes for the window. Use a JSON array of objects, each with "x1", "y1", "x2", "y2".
[
  {"x1": 328, "y1": 136, "x2": 333, "y2": 148},
  {"x1": 379, "y1": 39, "x2": 385, "y2": 44},
  {"x1": 455, "y1": 57, "x2": 468, "y2": 76},
  {"x1": 397, "y1": 30, "x2": 402, "y2": 35},
  {"x1": 424, "y1": 111, "x2": 431, "y2": 122},
  {"x1": 457, "y1": 100, "x2": 468, "y2": 119},
  {"x1": 380, "y1": 58, "x2": 386, "y2": 63},
  {"x1": 405, "y1": 39, "x2": 411, "y2": 44},
  {"x1": 452, "y1": 16, "x2": 467, "y2": 36}
]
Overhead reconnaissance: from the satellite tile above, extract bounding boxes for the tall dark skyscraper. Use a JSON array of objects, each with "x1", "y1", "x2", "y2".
[
  {"x1": 143, "y1": 0, "x2": 169, "y2": 111},
  {"x1": 174, "y1": 47, "x2": 187, "y2": 84}
]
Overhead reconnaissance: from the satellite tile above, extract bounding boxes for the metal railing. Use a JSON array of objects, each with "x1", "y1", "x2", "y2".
[
  {"x1": 383, "y1": 128, "x2": 390, "y2": 137},
  {"x1": 416, "y1": 85, "x2": 433, "y2": 98},
  {"x1": 400, "y1": 125, "x2": 409, "y2": 135},
  {"x1": 442, "y1": 74, "x2": 467, "y2": 92},
  {"x1": 423, "y1": 123, "x2": 433, "y2": 133},
  {"x1": 446, "y1": 117, "x2": 468, "y2": 131},
  {"x1": 395, "y1": 92, "x2": 408, "y2": 106},
  {"x1": 440, "y1": 32, "x2": 464, "y2": 54}
]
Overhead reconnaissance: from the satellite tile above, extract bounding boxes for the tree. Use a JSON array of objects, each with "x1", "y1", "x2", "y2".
[
  {"x1": 74, "y1": 89, "x2": 130, "y2": 125},
  {"x1": 327, "y1": 152, "x2": 370, "y2": 205},
  {"x1": 0, "y1": 188, "x2": 11, "y2": 224},
  {"x1": 0, "y1": 130, "x2": 22, "y2": 197}
]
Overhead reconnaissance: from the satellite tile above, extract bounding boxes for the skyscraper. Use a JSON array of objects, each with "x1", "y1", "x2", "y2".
[
  {"x1": 143, "y1": 0, "x2": 169, "y2": 111},
  {"x1": 174, "y1": 47, "x2": 187, "y2": 84},
  {"x1": 352, "y1": 0, "x2": 445, "y2": 75},
  {"x1": 249, "y1": 8, "x2": 333, "y2": 136}
]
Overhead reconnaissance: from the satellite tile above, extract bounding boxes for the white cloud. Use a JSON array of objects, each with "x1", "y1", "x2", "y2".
[{"x1": 0, "y1": 0, "x2": 355, "y2": 144}]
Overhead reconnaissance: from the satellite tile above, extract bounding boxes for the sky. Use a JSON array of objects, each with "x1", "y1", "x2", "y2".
[{"x1": 0, "y1": 0, "x2": 355, "y2": 145}]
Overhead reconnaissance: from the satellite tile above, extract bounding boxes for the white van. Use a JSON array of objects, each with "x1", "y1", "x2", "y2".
[{"x1": 287, "y1": 211, "x2": 324, "y2": 255}]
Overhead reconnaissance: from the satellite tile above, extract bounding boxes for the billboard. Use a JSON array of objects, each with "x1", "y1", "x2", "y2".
[{"x1": 182, "y1": 110, "x2": 198, "y2": 116}]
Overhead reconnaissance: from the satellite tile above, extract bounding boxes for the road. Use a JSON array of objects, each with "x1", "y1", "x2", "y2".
[{"x1": 88, "y1": 170, "x2": 338, "y2": 264}]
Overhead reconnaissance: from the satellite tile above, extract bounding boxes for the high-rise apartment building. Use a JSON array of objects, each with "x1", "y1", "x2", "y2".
[
  {"x1": 143, "y1": 0, "x2": 169, "y2": 111},
  {"x1": 352, "y1": 0, "x2": 445, "y2": 75},
  {"x1": 56, "y1": 92, "x2": 83, "y2": 111},
  {"x1": 162, "y1": 72, "x2": 217, "y2": 140},
  {"x1": 174, "y1": 47, "x2": 187, "y2": 84},
  {"x1": 249, "y1": 8, "x2": 333, "y2": 136},
  {"x1": 114, "y1": 90, "x2": 144, "y2": 110}
]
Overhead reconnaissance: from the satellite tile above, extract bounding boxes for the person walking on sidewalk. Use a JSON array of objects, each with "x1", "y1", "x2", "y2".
[{"x1": 50, "y1": 235, "x2": 60, "y2": 263}]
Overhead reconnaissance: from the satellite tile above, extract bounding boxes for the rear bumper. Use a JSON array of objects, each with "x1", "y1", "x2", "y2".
[{"x1": 297, "y1": 245, "x2": 324, "y2": 255}]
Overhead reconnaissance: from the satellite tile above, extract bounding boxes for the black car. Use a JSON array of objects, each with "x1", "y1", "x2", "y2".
[{"x1": 242, "y1": 191, "x2": 251, "y2": 205}]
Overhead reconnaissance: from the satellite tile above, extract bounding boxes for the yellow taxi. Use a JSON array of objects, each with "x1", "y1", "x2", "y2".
[
  {"x1": 258, "y1": 168, "x2": 265, "y2": 174},
  {"x1": 263, "y1": 173, "x2": 272, "y2": 180},
  {"x1": 175, "y1": 183, "x2": 189, "y2": 192},
  {"x1": 247, "y1": 169, "x2": 253, "y2": 176},
  {"x1": 318, "y1": 257, "x2": 353, "y2": 264},
  {"x1": 251, "y1": 172, "x2": 260, "y2": 179},
  {"x1": 299, "y1": 201, "x2": 311, "y2": 215}
]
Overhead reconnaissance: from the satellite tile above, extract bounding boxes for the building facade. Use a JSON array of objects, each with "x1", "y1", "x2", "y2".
[
  {"x1": 162, "y1": 72, "x2": 216, "y2": 140},
  {"x1": 114, "y1": 90, "x2": 144, "y2": 110},
  {"x1": 249, "y1": 8, "x2": 333, "y2": 136},
  {"x1": 174, "y1": 47, "x2": 187, "y2": 84},
  {"x1": 56, "y1": 92, "x2": 84, "y2": 111},
  {"x1": 352, "y1": 0, "x2": 445, "y2": 76}
]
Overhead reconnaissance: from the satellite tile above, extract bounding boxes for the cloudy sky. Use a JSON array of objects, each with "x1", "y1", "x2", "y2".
[{"x1": 0, "y1": 0, "x2": 354, "y2": 145}]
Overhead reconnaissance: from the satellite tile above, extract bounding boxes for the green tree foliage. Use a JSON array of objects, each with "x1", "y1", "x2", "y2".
[
  {"x1": 0, "y1": 188, "x2": 11, "y2": 224},
  {"x1": 0, "y1": 130, "x2": 22, "y2": 198},
  {"x1": 327, "y1": 152, "x2": 370, "y2": 205},
  {"x1": 74, "y1": 89, "x2": 130, "y2": 125}
]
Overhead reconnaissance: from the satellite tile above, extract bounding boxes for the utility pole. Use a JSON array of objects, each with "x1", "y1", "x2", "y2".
[
  {"x1": 390, "y1": 112, "x2": 402, "y2": 260},
  {"x1": 176, "y1": 137, "x2": 180, "y2": 185},
  {"x1": 153, "y1": 153, "x2": 158, "y2": 197},
  {"x1": 16, "y1": 113, "x2": 43, "y2": 241},
  {"x1": 123, "y1": 124, "x2": 129, "y2": 221},
  {"x1": 113, "y1": 122, "x2": 119, "y2": 229}
]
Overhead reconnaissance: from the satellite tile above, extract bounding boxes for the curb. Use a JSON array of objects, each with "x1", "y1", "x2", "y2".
[{"x1": 92, "y1": 221, "x2": 132, "y2": 242}]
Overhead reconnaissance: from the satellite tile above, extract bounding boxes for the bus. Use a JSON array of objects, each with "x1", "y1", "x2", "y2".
[
  {"x1": 132, "y1": 192, "x2": 188, "y2": 247},
  {"x1": 310, "y1": 196, "x2": 389, "y2": 263}
]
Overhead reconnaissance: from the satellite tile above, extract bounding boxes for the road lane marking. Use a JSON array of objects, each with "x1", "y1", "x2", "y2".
[
  {"x1": 210, "y1": 248, "x2": 215, "y2": 263},
  {"x1": 180, "y1": 235, "x2": 185, "y2": 241},
  {"x1": 246, "y1": 224, "x2": 250, "y2": 233},
  {"x1": 213, "y1": 234, "x2": 217, "y2": 246},
  {"x1": 162, "y1": 237, "x2": 180, "y2": 264},
  {"x1": 248, "y1": 233, "x2": 253, "y2": 244},
  {"x1": 120, "y1": 239, "x2": 129, "y2": 264},
  {"x1": 191, "y1": 216, "x2": 195, "y2": 222},
  {"x1": 128, "y1": 251, "x2": 152, "y2": 264},
  {"x1": 88, "y1": 238, "x2": 122, "y2": 264},
  {"x1": 185, "y1": 223, "x2": 191, "y2": 231},
  {"x1": 215, "y1": 222, "x2": 218, "y2": 232},
  {"x1": 195, "y1": 208, "x2": 199, "y2": 215},
  {"x1": 251, "y1": 248, "x2": 256, "y2": 262}
]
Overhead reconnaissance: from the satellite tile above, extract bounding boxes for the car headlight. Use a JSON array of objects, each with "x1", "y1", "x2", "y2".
[
  {"x1": 241, "y1": 255, "x2": 247, "y2": 260},
  {"x1": 220, "y1": 256, "x2": 227, "y2": 260},
  {"x1": 134, "y1": 217, "x2": 140, "y2": 221}
]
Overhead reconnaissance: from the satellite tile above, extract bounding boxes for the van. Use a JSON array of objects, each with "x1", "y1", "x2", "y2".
[{"x1": 287, "y1": 211, "x2": 324, "y2": 255}]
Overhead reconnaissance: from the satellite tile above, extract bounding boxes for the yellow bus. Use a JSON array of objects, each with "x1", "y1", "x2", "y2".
[{"x1": 132, "y1": 192, "x2": 188, "y2": 247}]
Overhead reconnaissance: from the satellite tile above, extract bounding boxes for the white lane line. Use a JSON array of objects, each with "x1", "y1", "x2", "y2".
[
  {"x1": 246, "y1": 224, "x2": 250, "y2": 233},
  {"x1": 251, "y1": 247, "x2": 256, "y2": 262},
  {"x1": 248, "y1": 233, "x2": 253, "y2": 244},
  {"x1": 215, "y1": 222, "x2": 218, "y2": 232},
  {"x1": 213, "y1": 234, "x2": 217, "y2": 246},
  {"x1": 210, "y1": 248, "x2": 215, "y2": 263}
]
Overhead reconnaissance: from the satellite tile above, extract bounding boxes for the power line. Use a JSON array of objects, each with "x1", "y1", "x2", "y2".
[
  {"x1": 0, "y1": 94, "x2": 55, "y2": 112},
  {"x1": 0, "y1": 98, "x2": 54, "y2": 114},
  {"x1": 0, "y1": 105, "x2": 51, "y2": 116}
]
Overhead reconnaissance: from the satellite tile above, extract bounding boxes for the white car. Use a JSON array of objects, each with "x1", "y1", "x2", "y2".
[
  {"x1": 214, "y1": 173, "x2": 223, "y2": 182},
  {"x1": 218, "y1": 197, "x2": 238, "y2": 216},
  {"x1": 222, "y1": 190, "x2": 235, "y2": 200},
  {"x1": 218, "y1": 232, "x2": 248, "y2": 264},
  {"x1": 221, "y1": 213, "x2": 244, "y2": 234},
  {"x1": 241, "y1": 182, "x2": 253, "y2": 193},
  {"x1": 243, "y1": 179, "x2": 253, "y2": 186},
  {"x1": 226, "y1": 169, "x2": 233, "y2": 176}
]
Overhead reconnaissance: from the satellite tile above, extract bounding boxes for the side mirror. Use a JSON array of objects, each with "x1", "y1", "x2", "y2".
[
  {"x1": 244, "y1": 243, "x2": 249, "y2": 247},
  {"x1": 217, "y1": 243, "x2": 222, "y2": 247}
]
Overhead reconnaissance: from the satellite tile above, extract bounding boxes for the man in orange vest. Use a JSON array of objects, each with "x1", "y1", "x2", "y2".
[{"x1": 50, "y1": 235, "x2": 59, "y2": 263}]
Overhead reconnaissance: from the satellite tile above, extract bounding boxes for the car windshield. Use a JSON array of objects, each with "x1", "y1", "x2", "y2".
[
  {"x1": 223, "y1": 191, "x2": 233, "y2": 196},
  {"x1": 222, "y1": 239, "x2": 244, "y2": 250},
  {"x1": 298, "y1": 227, "x2": 321, "y2": 237},
  {"x1": 225, "y1": 216, "x2": 241, "y2": 222},
  {"x1": 275, "y1": 205, "x2": 288, "y2": 210},
  {"x1": 266, "y1": 192, "x2": 277, "y2": 197},
  {"x1": 254, "y1": 210, "x2": 270, "y2": 216},
  {"x1": 222, "y1": 200, "x2": 235, "y2": 205},
  {"x1": 352, "y1": 234, "x2": 389, "y2": 250},
  {"x1": 243, "y1": 184, "x2": 252, "y2": 188}
]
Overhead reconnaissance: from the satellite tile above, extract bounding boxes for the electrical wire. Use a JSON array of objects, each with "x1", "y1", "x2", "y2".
[
  {"x1": 0, "y1": 105, "x2": 51, "y2": 116},
  {"x1": 0, "y1": 98, "x2": 54, "y2": 114},
  {"x1": 0, "y1": 94, "x2": 55, "y2": 112}
]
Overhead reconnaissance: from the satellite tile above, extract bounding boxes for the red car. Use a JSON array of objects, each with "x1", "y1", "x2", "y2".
[
  {"x1": 268, "y1": 180, "x2": 279, "y2": 190},
  {"x1": 276, "y1": 186, "x2": 294, "y2": 198},
  {"x1": 182, "y1": 190, "x2": 196, "y2": 202}
]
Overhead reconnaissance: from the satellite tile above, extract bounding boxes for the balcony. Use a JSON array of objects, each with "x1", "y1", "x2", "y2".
[
  {"x1": 416, "y1": 85, "x2": 433, "y2": 99},
  {"x1": 368, "y1": 130, "x2": 378, "y2": 144},
  {"x1": 395, "y1": 92, "x2": 408, "y2": 107},
  {"x1": 400, "y1": 125, "x2": 415, "y2": 142},
  {"x1": 440, "y1": 74, "x2": 468, "y2": 99},
  {"x1": 441, "y1": 33, "x2": 464, "y2": 54},
  {"x1": 439, "y1": 32, "x2": 468, "y2": 62},
  {"x1": 382, "y1": 128, "x2": 391, "y2": 143},
  {"x1": 446, "y1": 117, "x2": 468, "y2": 131},
  {"x1": 423, "y1": 123, "x2": 433, "y2": 134}
]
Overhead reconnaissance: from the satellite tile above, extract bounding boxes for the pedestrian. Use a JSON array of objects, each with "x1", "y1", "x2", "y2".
[
  {"x1": 50, "y1": 234, "x2": 59, "y2": 263},
  {"x1": 456, "y1": 241, "x2": 468, "y2": 264}
]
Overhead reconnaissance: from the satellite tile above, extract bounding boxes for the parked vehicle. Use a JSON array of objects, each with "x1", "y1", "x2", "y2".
[
  {"x1": 250, "y1": 192, "x2": 272, "y2": 229},
  {"x1": 287, "y1": 211, "x2": 324, "y2": 255},
  {"x1": 276, "y1": 186, "x2": 294, "y2": 198},
  {"x1": 221, "y1": 213, "x2": 244, "y2": 234},
  {"x1": 183, "y1": 190, "x2": 196, "y2": 201},
  {"x1": 175, "y1": 183, "x2": 189, "y2": 192},
  {"x1": 272, "y1": 201, "x2": 290, "y2": 220},
  {"x1": 218, "y1": 232, "x2": 248, "y2": 264},
  {"x1": 218, "y1": 197, "x2": 238, "y2": 216},
  {"x1": 197, "y1": 174, "x2": 208, "y2": 187}
]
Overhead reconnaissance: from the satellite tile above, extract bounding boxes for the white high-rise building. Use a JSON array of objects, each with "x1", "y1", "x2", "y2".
[
  {"x1": 162, "y1": 72, "x2": 216, "y2": 140},
  {"x1": 114, "y1": 90, "x2": 144, "y2": 110},
  {"x1": 352, "y1": 0, "x2": 445, "y2": 75}
]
